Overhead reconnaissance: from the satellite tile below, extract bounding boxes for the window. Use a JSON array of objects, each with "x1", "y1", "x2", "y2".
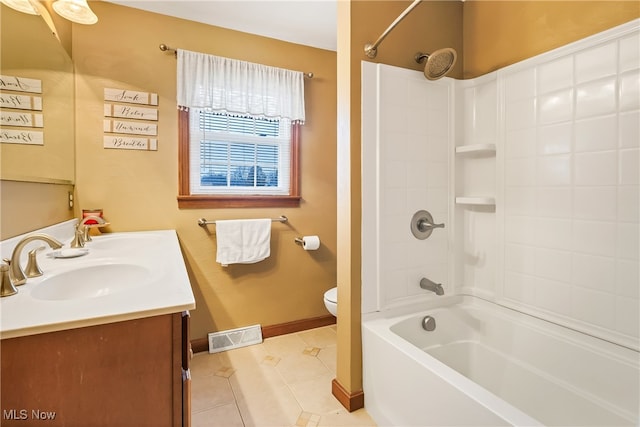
[
  {"x1": 176, "y1": 49, "x2": 304, "y2": 208},
  {"x1": 178, "y1": 110, "x2": 300, "y2": 208}
]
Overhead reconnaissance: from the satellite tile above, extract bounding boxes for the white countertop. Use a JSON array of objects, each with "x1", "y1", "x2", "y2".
[{"x1": 1, "y1": 226, "x2": 196, "y2": 339}]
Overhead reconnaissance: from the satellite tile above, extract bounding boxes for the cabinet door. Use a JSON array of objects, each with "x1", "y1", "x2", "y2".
[{"x1": 1, "y1": 315, "x2": 179, "y2": 427}]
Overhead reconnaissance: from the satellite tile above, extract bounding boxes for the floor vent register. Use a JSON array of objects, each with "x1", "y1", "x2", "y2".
[{"x1": 208, "y1": 324, "x2": 263, "y2": 353}]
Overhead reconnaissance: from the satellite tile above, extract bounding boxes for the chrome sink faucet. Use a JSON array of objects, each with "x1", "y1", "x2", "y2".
[
  {"x1": 9, "y1": 234, "x2": 63, "y2": 286},
  {"x1": 420, "y1": 277, "x2": 444, "y2": 296}
]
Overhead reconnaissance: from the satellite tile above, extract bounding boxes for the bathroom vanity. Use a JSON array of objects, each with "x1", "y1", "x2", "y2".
[{"x1": 0, "y1": 225, "x2": 195, "y2": 427}]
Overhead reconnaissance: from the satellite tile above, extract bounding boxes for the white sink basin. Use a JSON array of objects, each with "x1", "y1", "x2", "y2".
[
  {"x1": 31, "y1": 263, "x2": 152, "y2": 301},
  {"x1": 1, "y1": 226, "x2": 195, "y2": 339}
]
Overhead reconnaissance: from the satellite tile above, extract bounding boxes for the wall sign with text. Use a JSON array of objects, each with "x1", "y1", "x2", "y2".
[
  {"x1": 0, "y1": 75, "x2": 44, "y2": 145},
  {"x1": 103, "y1": 88, "x2": 159, "y2": 151}
]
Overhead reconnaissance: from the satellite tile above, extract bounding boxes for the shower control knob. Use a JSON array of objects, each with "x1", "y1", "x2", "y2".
[{"x1": 410, "y1": 210, "x2": 445, "y2": 240}]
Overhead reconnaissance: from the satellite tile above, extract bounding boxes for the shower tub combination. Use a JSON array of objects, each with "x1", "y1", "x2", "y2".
[{"x1": 363, "y1": 296, "x2": 639, "y2": 426}]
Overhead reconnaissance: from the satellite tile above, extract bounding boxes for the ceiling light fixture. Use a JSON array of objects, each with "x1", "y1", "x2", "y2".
[
  {"x1": 0, "y1": 0, "x2": 39, "y2": 15},
  {"x1": 52, "y1": 0, "x2": 98, "y2": 25}
]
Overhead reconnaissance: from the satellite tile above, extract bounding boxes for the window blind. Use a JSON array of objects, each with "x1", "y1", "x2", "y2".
[{"x1": 189, "y1": 110, "x2": 291, "y2": 195}]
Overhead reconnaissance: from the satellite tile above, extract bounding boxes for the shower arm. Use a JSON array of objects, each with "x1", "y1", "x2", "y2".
[{"x1": 364, "y1": 0, "x2": 423, "y2": 59}]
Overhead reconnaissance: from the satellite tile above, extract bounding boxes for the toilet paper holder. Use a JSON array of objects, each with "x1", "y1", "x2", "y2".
[{"x1": 294, "y1": 236, "x2": 321, "y2": 250}]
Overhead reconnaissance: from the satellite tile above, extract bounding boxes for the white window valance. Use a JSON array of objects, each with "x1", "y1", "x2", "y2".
[{"x1": 176, "y1": 49, "x2": 305, "y2": 124}]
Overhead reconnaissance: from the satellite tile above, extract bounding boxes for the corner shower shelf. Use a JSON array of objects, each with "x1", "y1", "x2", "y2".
[
  {"x1": 455, "y1": 144, "x2": 496, "y2": 155},
  {"x1": 455, "y1": 196, "x2": 496, "y2": 206}
]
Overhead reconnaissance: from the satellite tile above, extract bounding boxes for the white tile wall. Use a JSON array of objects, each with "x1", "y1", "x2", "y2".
[
  {"x1": 539, "y1": 57, "x2": 574, "y2": 93},
  {"x1": 500, "y1": 21, "x2": 640, "y2": 347},
  {"x1": 575, "y1": 42, "x2": 617, "y2": 84},
  {"x1": 574, "y1": 115, "x2": 617, "y2": 152},
  {"x1": 576, "y1": 77, "x2": 617, "y2": 118},
  {"x1": 538, "y1": 122, "x2": 572, "y2": 154}
]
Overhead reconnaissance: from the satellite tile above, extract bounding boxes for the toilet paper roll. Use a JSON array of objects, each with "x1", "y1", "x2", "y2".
[{"x1": 302, "y1": 235, "x2": 320, "y2": 251}]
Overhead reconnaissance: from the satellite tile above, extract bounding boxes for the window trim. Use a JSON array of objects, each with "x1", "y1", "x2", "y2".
[{"x1": 177, "y1": 109, "x2": 301, "y2": 209}]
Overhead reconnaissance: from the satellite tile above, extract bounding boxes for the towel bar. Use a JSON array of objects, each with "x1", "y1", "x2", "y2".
[{"x1": 198, "y1": 216, "x2": 288, "y2": 227}]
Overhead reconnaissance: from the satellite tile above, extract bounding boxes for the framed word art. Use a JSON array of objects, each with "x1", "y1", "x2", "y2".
[
  {"x1": 0, "y1": 75, "x2": 44, "y2": 145},
  {"x1": 103, "y1": 88, "x2": 159, "y2": 151}
]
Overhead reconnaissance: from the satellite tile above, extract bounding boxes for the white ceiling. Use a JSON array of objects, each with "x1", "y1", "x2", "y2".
[{"x1": 104, "y1": 0, "x2": 338, "y2": 51}]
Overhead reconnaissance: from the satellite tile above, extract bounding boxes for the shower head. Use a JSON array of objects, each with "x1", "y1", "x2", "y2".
[{"x1": 415, "y1": 48, "x2": 457, "y2": 80}]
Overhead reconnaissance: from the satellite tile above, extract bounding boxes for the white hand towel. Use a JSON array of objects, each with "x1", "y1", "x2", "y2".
[{"x1": 215, "y1": 219, "x2": 271, "y2": 266}]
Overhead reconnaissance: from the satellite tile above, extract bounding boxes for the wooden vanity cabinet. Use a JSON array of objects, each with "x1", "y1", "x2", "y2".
[{"x1": 1, "y1": 312, "x2": 190, "y2": 427}]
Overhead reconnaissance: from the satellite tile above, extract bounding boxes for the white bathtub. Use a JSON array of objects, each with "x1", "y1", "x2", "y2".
[{"x1": 362, "y1": 296, "x2": 639, "y2": 426}]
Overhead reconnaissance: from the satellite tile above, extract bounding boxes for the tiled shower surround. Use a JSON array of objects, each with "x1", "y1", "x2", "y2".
[
  {"x1": 361, "y1": 62, "x2": 452, "y2": 313},
  {"x1": 362, "y1": 19, "x2": 639, "y2": 350}
]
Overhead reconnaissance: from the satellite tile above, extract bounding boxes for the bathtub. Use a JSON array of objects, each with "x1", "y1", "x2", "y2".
[{"x1": 362, "y1": 295, "x2": 639, "y2": 426}]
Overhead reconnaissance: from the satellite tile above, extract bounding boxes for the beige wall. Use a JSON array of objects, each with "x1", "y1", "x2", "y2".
[
  {"x1": 72, "y1": 2, "x2": 337, "y2": 340},
  {"x1": 463, "y1": 1, "x2": 640, "y2": 78}
]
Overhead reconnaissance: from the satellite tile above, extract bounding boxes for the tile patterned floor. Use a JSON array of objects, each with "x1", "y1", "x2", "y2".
[{"x1": 190, "y1": 325, "x2": 377, "y2": 427}]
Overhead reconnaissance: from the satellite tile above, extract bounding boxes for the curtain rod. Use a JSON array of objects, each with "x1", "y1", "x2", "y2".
[
  {"x1": 159, "y1": 44, "x2": 314, "y2": 78},
  {"x1": 364, "y1": 0, "x2": 422, "y2": 58}
]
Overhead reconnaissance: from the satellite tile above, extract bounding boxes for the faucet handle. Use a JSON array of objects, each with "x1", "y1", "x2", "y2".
[
  {"x1": 0, "y1": 263, "x2": 18, "y2": 297},
  {"x1": 411, "y1": 210, "x2": 445, "y2": 240},
  {"x1": 25, "y1": 246, "x2": 45, "y2": 278},
  {"x1": 81, "y1": 225, "x2": 92, "y2": 242},
  {"x1": 70, "y1": 225, "x2": 85, "y2": 248},
  {"x1": 417, "y1": 218, "x2": 445, "y2": 232}
]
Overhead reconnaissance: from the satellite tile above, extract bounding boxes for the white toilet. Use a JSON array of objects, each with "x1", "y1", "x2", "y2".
[{"x1": 323, "y1": 287, "x2": 337, "y2": 316}]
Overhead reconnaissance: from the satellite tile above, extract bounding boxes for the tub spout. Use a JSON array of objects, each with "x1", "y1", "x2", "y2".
[{"x1": 420, "y1": 277, "x2": 444, "y2": 296}]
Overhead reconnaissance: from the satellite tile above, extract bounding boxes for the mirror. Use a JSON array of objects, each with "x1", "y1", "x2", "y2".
[{"x1": 0, "y1": 4, "x2": 75, "y2": 184}]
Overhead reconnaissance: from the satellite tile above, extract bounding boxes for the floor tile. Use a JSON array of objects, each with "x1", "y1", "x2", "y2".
[
  {"x1": 191, "y1": 352, "x2": 226, "y2": 377},
  {"x1": 214, "y1": 366, "x2": 236, "y2": 378},
  {"x1": 219, "y1": 342, "x2": 268, "y2": 371},
  {"x1": 318, "y1": 408, "x2": 378, "y2": 427},
  {"x1": 263, "y1": 332, "x2": 309, "y2": 358},
  {"x1": 229, "y1": 361, "x2": 287, "y2": 401},
  {"x1": 191, "y1": 374, "x2": 236, "y2": 413},
  {"x1": 235, "y1": 383, "x2": 302, "y2": 427},
  {"x1": 261, "y1": 354, "x2": 281, "y2": 366},
  {"x1": 288, "y1": 373, "x2": 344, "y2": 415},
  {"x1": 276, "y1": 352, "x2": 332, "y2": 384},
  {"x1": 303, "y1": 346, "x2": 321, "y2": 356},
  {"x1": 317, "y1": 345, "x2": 337, "y2": 374},
  {"x1": 297, "y1": 327, "x2": 337, "y2": 348},
  {"x1": 296, "y1": 411, "x2": 321, "y2": 427},
  {"x1": 191, "y1": 403, "x2": 244, "y2": 427}
]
